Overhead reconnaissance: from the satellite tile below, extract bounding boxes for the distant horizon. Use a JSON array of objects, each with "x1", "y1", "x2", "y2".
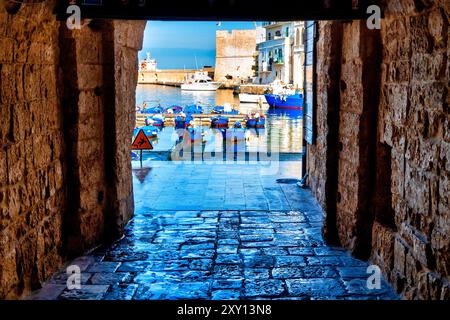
[{"x1": 139, "y1": 21, "x2": 261, "y2": 69}]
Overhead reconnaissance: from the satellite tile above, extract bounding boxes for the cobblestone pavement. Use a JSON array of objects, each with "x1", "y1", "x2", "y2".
[{"x1": 27, "y1": 161, "x2": 399, "y2": 300}]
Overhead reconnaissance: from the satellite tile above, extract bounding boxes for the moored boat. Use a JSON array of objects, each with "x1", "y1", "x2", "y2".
[
  {"x1": 245, "y1": 113, "x2": 265, "y2": 128},
  {"x1": 184, "y1": 104, "x2": 203, "y2": 114},
  {"x1": 165, "y1": 105, "x2": 183, "y2": 114},
  {"x1": 264, "y1": 92, "x2": 303, "y2": 110},
  {"x1": 145, "y1": 114, "x2": 165, "y2": 127},
  {"x1": 239, "y1": 93, "x2": 268, "y2": 104},
  {"x1": 174, "y1": 113, "x2": 194, "y2": 129},
  {"x1": 181, "y1": 71, "x2": 222, "y2": 91},
  {"x1": 211, "y1": 115, "x2": 229, "y2": 128}
]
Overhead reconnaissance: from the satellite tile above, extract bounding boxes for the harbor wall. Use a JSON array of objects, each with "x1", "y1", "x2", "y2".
[{"x1": 138, "y1": 68, "x2": 214, "y2": 85}]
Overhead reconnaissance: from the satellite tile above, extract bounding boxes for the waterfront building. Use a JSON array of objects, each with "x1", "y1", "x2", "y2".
[
  {"x1": 257, "y1": 21, "x2": 305, "y2": 89},
  {"x1": 214, "y1": 30, "x2": 258, "y2": 84}
]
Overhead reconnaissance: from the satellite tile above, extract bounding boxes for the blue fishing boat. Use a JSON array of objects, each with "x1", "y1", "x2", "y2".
[
  {"x1": 140, "y1": 106, "x2": 164, "y2": 114},
  {"x1": 211, "y1": 115, "x2": 229, "y2": 128},
  {"x1": 246, "y1": 114, "x2": 265, "y2": 128},
  {"x1": 264, "y1": 92, "x2": 303, "y2": 110},
  {"x1": 174, "y1": 116, "x2": 187, "y2": 129},
  {"x1": 213, "y1": 106, "x2": 239, "y2": 115},
  {"x1": 165, "y1": 105, "x2": 183, "y2": 114},
  {"x1": 174, "y1": 114, "x2": 194, "y2": 129},
  {"x1": 184, "y1": 105, "x2": 203, "y2": 114},
  {"x1": 131, "y1": 151, "x2": 139, "y2": 161},
  {"x1": 145, "y1": 115, "x2": 164, "y2": 127},
  {"x1": 233, "y1": 121, "x2": 242, "y2": 129}
]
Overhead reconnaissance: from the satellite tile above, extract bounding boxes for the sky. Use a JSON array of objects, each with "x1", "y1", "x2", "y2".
[{"x1": 139, "y1": 21, "x2": 259, "y2": 69}]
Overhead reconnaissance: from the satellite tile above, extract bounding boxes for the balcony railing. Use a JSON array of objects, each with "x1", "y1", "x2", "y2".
[{"x1": 273, "y1": 58, "x2": 284, "y2": 65}]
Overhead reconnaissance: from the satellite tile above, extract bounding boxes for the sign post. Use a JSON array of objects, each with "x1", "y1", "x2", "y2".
[{"x1": 131, "y1": 129, "x2": 153, "y2": 167}]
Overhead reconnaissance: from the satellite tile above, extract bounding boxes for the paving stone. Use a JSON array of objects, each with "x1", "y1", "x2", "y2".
[
  {"x1": 103, "y1": 284, "x2": 139, "y2": 300},
  {"x1": 181, "y1": 243, "x2": 215, "y2": 251},
  {"x1": 104, "y1": 251, "x2": 149, "y2": 262},
  {"x1": 287, "y1": 247, "x2": 315, "y2": 255},
  {"x1": 86, "y1": 262, "x2": 121, "y2": 273},
  {"x1": 180, "y1": 249, "x2": 215, "y2": 259},
  {"x1": 217, "y1": 246, "x2": 239, "y2": 254},
  {"x1": 48, "y1": 272, "x2": 92, "y2": 285},
  {"x1": 117, "y1": 261, "x2": 151, "y2": 272},
  {"x1": 211, "y1": 290, "x2": 241, "y2": 300},
  {"x1": 216, "y1": 254, "x2": 242, "y2": 264},
  {"x1": 302, "y1": 267, "x2": 338, "y2": 278},
  {"x1": 272, "y1": 267, "x2": 304, "y2": 279},
  {"x1": 262, "y1": 247, "x2": 290, "y2": 256},
  {"x1": 133, "y1": 282, "x2": 210, "y2": 300},
  {"x1": 240, "y1": 248, "x2": 261, "y2": 256},
  {"x1": 275, "y1": 256, "x2": 307, "y2": 267},
  {"x1": 218, "y1": 239, "x2": 240, "y2": 245},
  {"x1": 134, "y1": 271, "x2": 210, "y2": 283},
  {"x1": 314, "y1": 246, "x2": 347, "y2": 256},
  {"x1": 343, "y1": 279, "x2": 396, "y2": 298},
  {"x1": 90, "y1": 272, "x2": 132, "y2": 285},
  {"x1": 241, "y1": 241, "x2": 275, "y2": 248},
  {"x1": 59, "y1": 285, "x2": 110, "y2": 300},
  {"x1": 306, "y1": 256, "x2": 344, "y2": 266},
  {"x1": 243, "y1": 279, "x2": 285, "y2": 298},
  {"x1": 337, "y1": 266, "x2": 371, "y2": 280},
  {"x1": 28, "y1": 197, "x2": 399, "y2": 301},
  {"x1": 213, "y1": 265, "x2": 242, "y2": 278},
  {"x1": 240, "y1": 234, "x2": 274, "y2": 242},
  {"x1": 212, "y1": 279, "x2": 243, "y2": 289},
  {"x1": 244, "y1": 268, "x2": 271, "y2": 280},
  {"x1": 243, "y1": 255, "x2": 275, "y2": 268},
  {"x1": 285, "y1": 279, "x2": 346, "y2": 299}
]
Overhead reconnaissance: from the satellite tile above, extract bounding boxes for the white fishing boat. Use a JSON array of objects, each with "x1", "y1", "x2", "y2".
[
  {"x1": 239, "y1": 93, "x2": 268, "y2": 104},
  {"x1": 181, "y1": 71, "x2": 222, "y2": 91}
]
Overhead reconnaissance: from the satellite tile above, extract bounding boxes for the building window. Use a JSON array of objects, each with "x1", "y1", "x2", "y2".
[
  {"x1": 267, "y1": 33, "x2": 272, "y2": 40},
  {"x1": 275, "y1": 30, "x2": 281, "y2": 37},
  {"x1": 285, "y1": 27, "x2": 289, "y2": 37}
]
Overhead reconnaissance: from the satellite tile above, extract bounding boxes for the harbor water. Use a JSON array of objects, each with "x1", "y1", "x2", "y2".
[{"x1": 135, "y1": 84, "x2": 303, "y2": 153}]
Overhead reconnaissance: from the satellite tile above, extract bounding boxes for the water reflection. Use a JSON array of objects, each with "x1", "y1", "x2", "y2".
[{"x1": 136, "y1": 84, "x2": 303, "y2": 153}]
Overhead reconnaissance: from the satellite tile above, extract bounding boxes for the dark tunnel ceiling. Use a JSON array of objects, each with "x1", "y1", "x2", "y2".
[{"x1": 55, "y1": 0, "x2": 380, "y2": 21}]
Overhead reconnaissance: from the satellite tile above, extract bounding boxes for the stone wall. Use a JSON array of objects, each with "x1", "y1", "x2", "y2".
[
  {"x1": 215, "y1": 30, "x2": 257, "y2": 82},
  {"x1": 0, "y1": 1, "x2": 144, "y2": 299},
  {"x1": 307, "y1": 0, "x2": 449, "y2": 299},
  {"x1": 375, "y1": 0, "x2": 449, "y2": 299},
  {"x1": 0, "y1": 1, "x2": 64, "y2": 299}
]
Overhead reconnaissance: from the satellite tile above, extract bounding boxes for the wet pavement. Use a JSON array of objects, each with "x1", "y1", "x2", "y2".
[{"x1": 27, "y1": 160, "x2": 399, "y2": 300}]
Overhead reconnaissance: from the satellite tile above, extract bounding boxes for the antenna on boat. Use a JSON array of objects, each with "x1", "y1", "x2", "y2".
[{"x1": 195, "y1": 55, "x2": 199, "y2": 70}]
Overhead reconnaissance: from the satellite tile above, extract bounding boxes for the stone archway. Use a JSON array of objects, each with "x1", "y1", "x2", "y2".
[{"x1": 0, "y1": 0, "x2": 146, "y2": 298}]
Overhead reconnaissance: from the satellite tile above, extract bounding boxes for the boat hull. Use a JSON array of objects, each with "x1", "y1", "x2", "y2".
[
  {"x1": 181, "y1": 82, "x2": 222, "y2": 91},
  {"x1": 239, "y1": 93, "x2": 268, "y2": 104},
  {"x1": 264, "y1": 94, "x2": 303, "y2": 110}
]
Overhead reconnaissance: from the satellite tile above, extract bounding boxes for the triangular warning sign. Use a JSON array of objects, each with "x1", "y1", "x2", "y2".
[{"x1": 132, "y1": 129, "x2": 153, "y2": 150}]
